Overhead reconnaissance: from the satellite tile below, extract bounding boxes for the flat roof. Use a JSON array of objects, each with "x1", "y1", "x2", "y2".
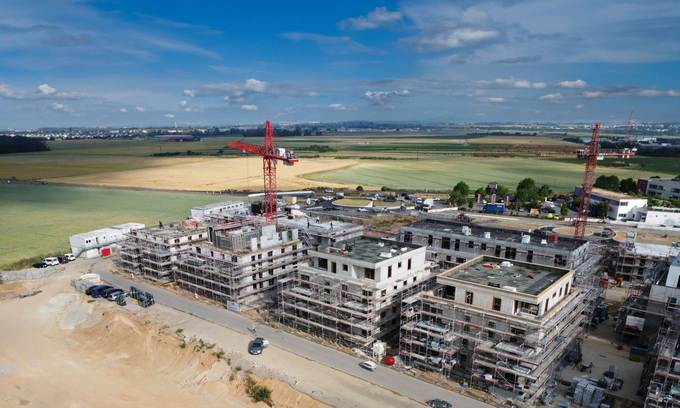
[
  {"x1": 440, "y1": 256, "x2": 570, "y2": 296},
  {"x1": 316, "y1": 236, "x2": 422, "y2": 264},
  {"x1": 139, "y1": 223, "x2": 206, "y2": 239},
  {"x1": 631, "y1": 243, "x2": 680, "y2": 258},
  {"x1": 192, "y1": 201, "x2": 245, "y2": 211},
  {"x1": 406, "y1": 218, "x2": 587, "y2": 251},
  {"x1": 590, "y1": 188, "x2": 640, "y2": 201},
  {"x1": 280, "y1": 217, "x2": 363, "y2": 236}
]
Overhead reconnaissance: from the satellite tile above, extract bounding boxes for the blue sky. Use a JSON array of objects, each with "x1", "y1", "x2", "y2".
[{"x1": 1, "y1": 0, "x2": 679, "y2": 128}]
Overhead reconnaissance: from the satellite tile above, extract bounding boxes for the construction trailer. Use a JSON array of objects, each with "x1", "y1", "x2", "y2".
[
  {"x1": 399, "y1": 216, "x2": 591, "y2": 274},
  {"x1": 174, "y1": 221, "x2": 305, "y2": 310},
  {"x1": 277, "y1": 236, "x2": 433, "y2": 351},
  {"x1": 399, "y1": 255, "x2": 593, "y2": 405},
  {"x1": 117, "y1": 222, "x2": 207, "y2": 280},
  {"x1": 189, "y1": 201, "x2": 249, "y2": 221},
  {"x1": 70, "y1": 222, "x2": 145, "y2": 256}
]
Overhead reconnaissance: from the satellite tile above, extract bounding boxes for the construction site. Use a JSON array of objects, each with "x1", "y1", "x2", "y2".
[
  {"x1": 277, "y1": 236, "x2": 433, "y2": 351},
  {"x1": 398, "y1": 255, "x2": 593, "y2": 405}
]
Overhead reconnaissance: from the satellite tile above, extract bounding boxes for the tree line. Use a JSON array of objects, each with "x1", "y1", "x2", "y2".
[{"x1": 0, "y1": 136, "x2": 50, "y2": 154}]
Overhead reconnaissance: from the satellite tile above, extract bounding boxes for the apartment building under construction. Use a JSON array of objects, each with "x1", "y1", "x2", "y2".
[
  {"x1": 646, "y1": 320, "x2": 680, "y2": 407},
  {"x1": 118, "y1": 221, "x2": 208, "y2": 280},
  {"x1": 400, "y1": 216, "x2": 590, "y2": 273},
  {"x1": 277, "y1": 236, "x2": 433, "y2": 350},
  {"x1": 174, "y1": 221, "x2": 305, "y2": 310},
  {"x1": 612, "y1": 238, "x2": 680, "y2": 283},
  {"x1": 399, "y1": 255, "x2": 591, "y2": 405}
]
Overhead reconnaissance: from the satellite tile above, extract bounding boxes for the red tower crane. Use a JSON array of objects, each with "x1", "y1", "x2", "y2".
[
  {"x1": 228, "y1": 121, "x2": 298, "y2": 224},
  {"x1": 574, "y1": 123, "x2": 601, "y2": 239}
]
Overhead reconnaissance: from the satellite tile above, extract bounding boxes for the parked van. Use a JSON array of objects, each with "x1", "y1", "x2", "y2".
[{"x1": 43, "y1": 257, "x2": 59, "y2": 266}]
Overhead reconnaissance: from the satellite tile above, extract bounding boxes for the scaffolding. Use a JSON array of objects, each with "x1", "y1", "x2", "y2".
[
  {"x1": 279, "y1": 268, "x2": 433, "y2": 352},
  {"x1": 399, "y1": 282, "x2": 590, "y2": 405},
  {"x1": 645, "y1": 314, "x2": 680, "y2": 408}
]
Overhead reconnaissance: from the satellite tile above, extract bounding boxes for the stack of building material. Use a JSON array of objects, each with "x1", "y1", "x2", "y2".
[{"x1": 71, "y1": 273, "x2": 102, "y2": 293}]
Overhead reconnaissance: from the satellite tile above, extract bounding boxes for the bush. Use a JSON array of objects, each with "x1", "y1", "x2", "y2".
[
  {"x1": 245, "y1": 375, "x2": 273, "y2": 406},
  {"x1": 356, "y1": 185, "x2": 364, "y2": 192}
]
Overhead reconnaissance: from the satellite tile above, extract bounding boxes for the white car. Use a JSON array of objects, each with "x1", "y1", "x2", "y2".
[
  {"x1": 43, "y1": 257, "x2": 59, "y2": 266},
  {"x1": 359, "y1": 360, "x2": 377, "y2": 371},
  {"x1": 64, "y1": 253, "x2": 76, "y2": 262}
]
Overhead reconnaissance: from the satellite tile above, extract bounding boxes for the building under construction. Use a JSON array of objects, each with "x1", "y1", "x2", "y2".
[
  {"x1": 399, "y1": 255, "x2": 592, "y2": 405},
  {"x1": 117, "y1": 221, "x2": 208, "y2": 280},
  {"x1": 279, "y1": 216, "x2": 364, "y2": 248},
  {"x1": 400, "y1": 216, "x2": 591, "y2": 273},
  {"x1": 645, "y1": 318, "x2": 680, "y2": 407},
  {"x1": 174, "y1": 221, "x2": 305, "y2": 310},
  {"x1": 277, "y1": 236, "x2": 433, "y2": 350},
  {"x1": 612, "y1": 237, "x2": 680, "y2": 283}
]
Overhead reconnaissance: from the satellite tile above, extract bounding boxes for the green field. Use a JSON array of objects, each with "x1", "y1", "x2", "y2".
[
  {"x1": 305, "y1": 157, "x2": 675, "y2": 192},
  {"x1": 0, "y1": 183, "x2": 246, "y2": 269}
]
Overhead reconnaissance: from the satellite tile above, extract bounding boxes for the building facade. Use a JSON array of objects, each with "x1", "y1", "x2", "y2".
[
  {"x1": 575, "y1": 187, "x2": 648, "y2": 219},
  {"x1": 190, "y1": 201, "x2": 248, "y2": 221},
  {"x1": 278, "y1": 236, "x2": 432, "y2": 350},
  {"x1": 400, "y1": 217, "x2": 590, "y2": 273},
  {"x1": 638, "y1": 178, "x2": 680, "y2": 200},
  {"x1": 399, "y1": 256, "x2": 590, "y2": 405},
  {"x1": 118, "y1": 222, "x2": 207, "y2": 280},
  {"x1": 174, "y1": 223, "x2": 304, "y2": 310}
]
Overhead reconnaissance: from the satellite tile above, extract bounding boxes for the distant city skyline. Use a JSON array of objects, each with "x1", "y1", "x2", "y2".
[{"x1": 1, "y1": 0, "x2": 679, "y2": 129}]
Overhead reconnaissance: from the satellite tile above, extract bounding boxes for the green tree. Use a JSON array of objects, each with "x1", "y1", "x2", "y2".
[
  {"x1": 356, "y1": 185, "x2": 364, "y2": 192},
  {"x1": 619, "y1": 178, "x2": 637, "y2": 193},
  {"x1": 560, "y1": 203, "x2": 569, "y2": 216},
  {"x1": 594, "y1": 175, "x2": 620, "y2": 191},
  {"x1": 496, "y1": 184, "x2": 510, "y2": 199},
  {"x1": 448, "y1": 181, "x2": 470, "y2": 207},
  {"x1": 514, "y1": 178, "x2": 537, "y2": 205},
  {"x1": 467, "y1": 198, "x2": 475, "y2": 209},
  {"x1": 594, "y1": 201, "x2": 610, "y2": 218},
  {"x1": 537, "y1": 184, "x2": 553, "y2": 200}
]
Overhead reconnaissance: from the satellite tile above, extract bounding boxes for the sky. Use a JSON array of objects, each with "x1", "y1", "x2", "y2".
[{"x1": 1, "y1": 0, "x2": 679, "y2": 129}]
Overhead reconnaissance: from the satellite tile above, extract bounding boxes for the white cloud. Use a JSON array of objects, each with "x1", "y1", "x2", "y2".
[
  {"x1": 49, "y1": 102, "x2": 74, "y2": 113},
  {"x1": 490, "y1": 78, "x2": 546, "y2": 89},
  {"x1": 134, "y1": 106, "x2": 145, "y2": 112},
  {"x1": 364, "y1": 89, "x2": 412, "y2": 105},
  {"x1": 178, "y1": 99, "x2": 201, "y2": 112},
  {"x1": 240, "y1": 104, "x2": 258, "y2": 111},
  {"x1": 244, "y1": 78, "x2": 268, "y2": 92},
  {"x1": 164, "y1": 113, "x2": 175, "y2": 118},
  {"x1": 576, "y1": 104, "x2": 584, "y2": 109},
  {"x1": 281, "y1": 32, "x2": 375, "y2": 54},
  {"x1": 119, "y1": 108, "x2": 128, "y2": 113},
  {"x1": 583, "y1": 91, "x2": 602, "y2": 98},
  {"x1": 407, "y1": 28, "x2": 499, "y2": 51},
  {"x1": 328, "y1": 103, "x2": 356, "y2": 111},
  {"x1": 37, "y1": 83, "x2": 57, "y2": 95},
  {"x1": 669, "y1": 90, "x2": 680, "y2": 97},
  {"x1": 539, "y1": 92, "x2": 563, "y2": 101},
  {"x1": 639, "y1": 89, "x2": 679, "y2": 97},
  {"x1": 339, "y1": 7, "x2": 403, "y2": 30},
  {"x1": 557, "y1": 79, "x2": 588, "y2": 89},
  {"x1": 486, "y1": 97, "x2": 505, "y2": 103},
  {"x1": 183, "y1": 89, "x2": 196, "y2": 97},
  {"x1": 0, "y1": 82, "x2": 19, "y2": 98}
]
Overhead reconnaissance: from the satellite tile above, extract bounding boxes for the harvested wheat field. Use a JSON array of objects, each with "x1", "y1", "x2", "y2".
[
  {"x1": 0, "y1": 270, "x2": 327, "y2": 408},
  {"x1": 48, "y1": 157, "x2": 357, "y2": 191}
]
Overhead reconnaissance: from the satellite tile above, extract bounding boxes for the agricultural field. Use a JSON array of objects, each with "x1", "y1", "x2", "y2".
[
  {"x1": 0, "y1": 183, "x2": 244, "y2": 269},
  {"x1": 304, "y1": 157, "x2": 674, "y2": 192},
  {"x1": 0, "y1": 133, "x2": 673, "y2": 194}
]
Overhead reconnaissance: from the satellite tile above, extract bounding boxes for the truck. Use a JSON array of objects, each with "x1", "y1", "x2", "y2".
[{"x1": 482, "y1": 203, "x2": 506, "y2": 214}]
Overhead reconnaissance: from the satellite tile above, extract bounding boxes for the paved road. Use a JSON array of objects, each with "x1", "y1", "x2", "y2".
[{"x1": 94, "y1": 262, "x2": 491, "y2": 408}]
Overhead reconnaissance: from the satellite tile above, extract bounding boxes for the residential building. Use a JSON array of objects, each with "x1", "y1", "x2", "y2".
[
  {"x1": 612, "y1": 241, "x2": 680, "y2": 283},
  {"x1": 118, "y1": 222, "x2": 207, "y2": 280},
  {"x1": 174, "y1": 222, "x2": 304, "y2": 310},
  {"x1": 278, "y1": 236, "x2": 432, "y2": 350},
  {"x1": 638, "y1": 178, "x2": 680, "y2": 200},
  {"x1": 574, "y1": 187, "x2": 648, "y2": 219},
  {"x1": 399, "y1": 217, "x2": 591, "y2": 273},
  {"x1": 190, "y1": 201, "x2": 248, "y2": 221},
  {"x1": 279, "y1": 217, "x2": 364, "y2": 248},
  {"x1": 70, "y1": 222, "x2": 145, "y2": 256},
  {"x1": 399, "y1": 255, "x2": 590, "y2": 404}
]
